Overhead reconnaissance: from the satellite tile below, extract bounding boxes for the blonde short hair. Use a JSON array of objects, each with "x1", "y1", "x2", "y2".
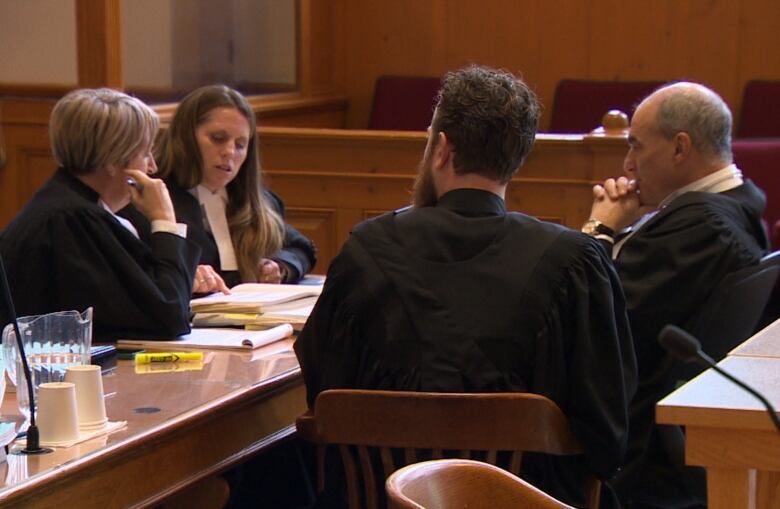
[{"x1": 50, "y1": 88, "x2": 158, "y2": 175}]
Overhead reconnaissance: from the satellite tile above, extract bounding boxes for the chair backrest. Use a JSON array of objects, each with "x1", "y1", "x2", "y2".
[
  {"x1": 386, "y1": 459, "x2": 575, "y2": 509},
  {"x1": 368, "y1": 75, "x2": 441, "y2": 131},
  {"x1": 677, "y1": 250, "x2": 780, "y2": 381},
  {"x1": 549, "y1": 79, "x2": 665, "y2": 133},
  {"x1": 296, "y1": 390, "x2": 600, "y2": 509},
  {"x1": 655, "y1": 251, "x2": 780, "y2": 493},
  {"x1": 738, "y1": 80, "x2": 780, "y2": 138},
  {"x1": 732, "y1": 139, "x2": 780, "y2": 249}
]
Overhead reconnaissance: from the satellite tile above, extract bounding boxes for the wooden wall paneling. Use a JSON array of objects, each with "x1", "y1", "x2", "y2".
[
  {"x1": 444, "y1": 0, "x2": 592, "y2": 131},
  {"x1": 265, "y1": 171, "x2": 417, "y2": 211},
  {"x1": 521, "y1": 0, "x2": 592, "y2": 130},
  {"x1": 335, "y1": 0, "x2": 780, "y2": 131},
  {"x1": 259, "y1": 127, "x2": 425, "y2": 174},
  {"x1": 281, "y1": 207, "x2": 337, "y2": 275},
  {"x1": 736, "y1": 0, "x2": 780, "y2": 128},
  {"x1": 298, "y1": 0, "x2": 345, "y2": 97},
  {"x1": 0, "y1": 99, "x2": 56, "y2": 229},
  {"x1": 264, "y1": 171, "x2": 418, "y2": 273},
  {"x1": 666, "y1": 0, "x2": 740, "y2": 109},
  {"x1": 75, "y1": 0, "x2": 123, "y2": 88},
  {"x1": 340, "y1": 1, "x2": 445, "y2": 129},
  {"x1": 259, "y1": 108, "x2": 346, "y2": 129},
  {"x1": 589, "y1": 0, "x2": 675, "y2": 80}
]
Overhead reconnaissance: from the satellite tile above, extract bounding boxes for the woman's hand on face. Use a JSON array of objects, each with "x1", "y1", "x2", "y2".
[
  {"x1": 258, "y1": 259, "x2": 286, "y2": 284},
  {"x1": 193, "y1": 264, "x2": 231, "y2": 295},
  {"x1": 124, "y1": 169, "x2": 176, "y2": 223}
]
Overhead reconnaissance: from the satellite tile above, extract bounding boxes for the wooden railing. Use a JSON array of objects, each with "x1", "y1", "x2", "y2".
[{"x1": 262, "y1": 116, "x2": 630, "y2": 274}]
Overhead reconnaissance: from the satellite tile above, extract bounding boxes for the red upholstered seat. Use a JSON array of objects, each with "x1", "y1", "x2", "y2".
[
  {"x1": 368, "y1": 75, "x2": 441, "y2": 131},
  {"x1": 738, "y1": 81, "x2": 780, "y2": 138},
  {"x1": 549, "y1": 79, "x2": 666, "y2": 133},
  {"x1": 732, "y1": 139, "x2": 780, "y2": 248}
]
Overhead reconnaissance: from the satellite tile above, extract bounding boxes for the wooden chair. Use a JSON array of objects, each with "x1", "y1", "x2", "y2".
[
  {"x1": 295, "y1": 390, "x2": 601, "y2": 509},
  {"x1": 386, "y1": 459, "x2": 575, "y2": 509}
]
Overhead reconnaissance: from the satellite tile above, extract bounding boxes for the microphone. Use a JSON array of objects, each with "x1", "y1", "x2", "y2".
[
  {"x1": 659, "y1": 324, "x2": 780, "y2": 433},
  {"x1": 0, "y1": 255, "x2": 49, "y2": 454}
]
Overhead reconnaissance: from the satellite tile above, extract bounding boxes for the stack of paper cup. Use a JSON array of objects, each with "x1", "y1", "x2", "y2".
[
  {"x1": 65, "y1": 365, "x2": 108, "y2": 430},
  {"x1": 37, "y1": 382, "x2": 80, "y2": 445}
]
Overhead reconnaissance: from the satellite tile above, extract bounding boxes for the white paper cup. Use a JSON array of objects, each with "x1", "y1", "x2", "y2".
[
  {"x1": 65, "y1": 365, "x2": 108, "y2": 430},
  {"x1": 37, "y1": 382, "x2": 80, "y2": 445}
]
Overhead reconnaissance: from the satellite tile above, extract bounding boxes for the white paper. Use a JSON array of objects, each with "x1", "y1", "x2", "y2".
[{"x1": 118, "y1": 324, "x2": 294, "y2": 351}]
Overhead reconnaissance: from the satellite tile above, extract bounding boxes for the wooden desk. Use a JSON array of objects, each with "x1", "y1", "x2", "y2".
[
  {"x1": 0, "y1": 339, "x2": 306, "y2": 508},
  {"x1": 656, "y1": 355, "x2": 780, "y2": 508},
  {"x1": 729, "y1": 317, "x2": 780, "y2": 358}
]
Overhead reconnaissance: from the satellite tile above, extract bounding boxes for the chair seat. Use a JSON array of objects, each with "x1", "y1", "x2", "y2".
[{"x1": 386, "y1": 459, "x2": 575, "y2": 509}]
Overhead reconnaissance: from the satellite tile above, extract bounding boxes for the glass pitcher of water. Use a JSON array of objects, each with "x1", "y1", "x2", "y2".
[{"x1": 2, "y1": 308, "x2": 92, "y2": 420}]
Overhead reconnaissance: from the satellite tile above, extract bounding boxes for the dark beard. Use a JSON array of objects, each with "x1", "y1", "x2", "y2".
[{"x1": 411, "y1": 157, "x2": 437, "y2": 208}]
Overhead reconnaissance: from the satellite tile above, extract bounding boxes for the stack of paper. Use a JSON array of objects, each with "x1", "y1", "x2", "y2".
[
  {"x1": 191, "y1": 282, "x2": 323, "y2": 331},
  {"x1": 191, "y1": 283, "x2": 323, "y2": 314}
]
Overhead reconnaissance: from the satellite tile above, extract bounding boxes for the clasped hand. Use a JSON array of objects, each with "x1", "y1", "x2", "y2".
[{"x1": 589, "y1": 176, "x2": 650, "y2": 232}]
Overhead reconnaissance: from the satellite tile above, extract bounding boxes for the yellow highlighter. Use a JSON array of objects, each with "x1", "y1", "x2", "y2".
[{"x1": 134, "y1": 351, "x2": 204, "y2": 364}]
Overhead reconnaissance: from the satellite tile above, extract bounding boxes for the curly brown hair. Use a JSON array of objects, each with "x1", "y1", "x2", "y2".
[{"x1": 433, "y1": 65, "x2": 540, "y2": 183}]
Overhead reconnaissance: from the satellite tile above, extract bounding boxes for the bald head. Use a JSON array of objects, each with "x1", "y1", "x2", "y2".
[{"x1": 638, "y1": 82, "x2": 733, "y2": 163}]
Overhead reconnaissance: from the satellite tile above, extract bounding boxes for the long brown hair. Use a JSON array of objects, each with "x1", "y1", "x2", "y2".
[{"x1": 155, "y1": 85, "x2": 284, "y2": 282}]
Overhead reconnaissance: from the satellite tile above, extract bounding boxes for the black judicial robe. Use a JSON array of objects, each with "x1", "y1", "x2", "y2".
[
  {"x1": 124, "y1": 182, "x2": 317, "y2": 287},
  {"x1": 0, "y1": 168, "x2": 200, "y2": 341},
  {"x1": 295, "y1": 189, "x2": 637, "y2": 507},
  {"x1": 612, "y1": 181, "x2": 768, "y2": 506}
]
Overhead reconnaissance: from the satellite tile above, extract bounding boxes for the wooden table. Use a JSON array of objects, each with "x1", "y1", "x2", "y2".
[
  {"x1": 0, "y1": 338, "x2": 306, "y2": 508},
  {"x1": 656, "y1": 355, "x2": 780, "y2": 508}
]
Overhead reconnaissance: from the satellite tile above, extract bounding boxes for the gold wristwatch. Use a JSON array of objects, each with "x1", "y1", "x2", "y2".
[{"x1": 581, "y1": 219, "x2": 615, "y2": 238}]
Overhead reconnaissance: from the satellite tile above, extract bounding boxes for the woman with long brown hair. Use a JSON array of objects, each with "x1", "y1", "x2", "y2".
[{"x1": 153, "y1": 85, "x2": 316, "y2": 293}]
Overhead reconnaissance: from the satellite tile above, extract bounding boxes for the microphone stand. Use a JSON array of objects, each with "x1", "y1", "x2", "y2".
[
  {"x1": 0, "y1": 255, "x2": 48, "y2": 454},
  {"x1": 693, "y1": 351, "x2": 780, "y2": 433},
  {"x1": 660, "y1": 324, "x2": 780, "y2": 434}
]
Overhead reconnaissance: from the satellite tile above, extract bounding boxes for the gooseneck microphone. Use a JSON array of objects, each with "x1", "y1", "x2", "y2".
[
  {"x1": 659, "y1": 324, "x2": 780, "y2": 433},
  {"x1": 0, "y1": 255, "x2": 47, "y2": 454}
]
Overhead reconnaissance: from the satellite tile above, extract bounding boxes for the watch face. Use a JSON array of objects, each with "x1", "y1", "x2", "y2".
[
  {"x1": 582, "y1": 220, "x2": 599, "y2": 235},
  {"x1": 582, "y1": 220, "x2": 613, "y2": 237}
]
